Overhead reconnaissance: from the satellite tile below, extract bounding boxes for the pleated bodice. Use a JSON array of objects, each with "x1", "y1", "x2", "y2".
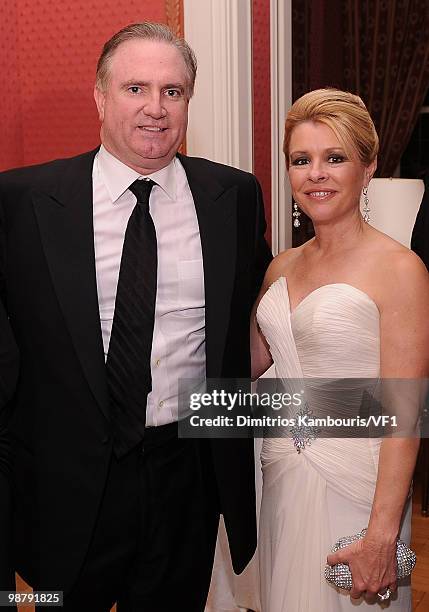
[{"x1": 257, "y1": 276, "x2": 380, "y2": 380}]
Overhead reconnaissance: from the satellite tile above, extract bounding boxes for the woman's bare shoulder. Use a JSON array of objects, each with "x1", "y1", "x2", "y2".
[
  {"x1": 384, "y1": 248, "x2": 428, "y2": 288},
  {"x1": 369, "y1": 232, "x2": 429, "y2": 307},
  {"x1": 368, "y1": 228, "x2": 425, "y2": 273},
  {"x1": 263, "y1": 244, "x2": 306, "y2": 286}
]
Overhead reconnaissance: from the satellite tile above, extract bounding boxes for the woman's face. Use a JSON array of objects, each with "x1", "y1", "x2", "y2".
[{"x1": 287, "y1": 120, "x2": 376, "y2": 226}]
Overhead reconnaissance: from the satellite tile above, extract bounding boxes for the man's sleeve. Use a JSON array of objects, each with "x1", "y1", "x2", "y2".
[
  {"x1": 411, "y1": 174, "x2": 429, "y2": 269},
  {"x1": 0, "y1": 190, "x2": 19, "y2": 588},
  {"x1": 251, "y1": 175, "x2": 273, "y2": 304},
  {"x1": 0, "y1": 192, "x2": 20, "y2": 427}
]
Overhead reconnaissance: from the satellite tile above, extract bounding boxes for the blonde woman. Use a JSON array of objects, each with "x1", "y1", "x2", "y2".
[{"x1": 251, "y1": 89, "x2": 429, "y2": 611}]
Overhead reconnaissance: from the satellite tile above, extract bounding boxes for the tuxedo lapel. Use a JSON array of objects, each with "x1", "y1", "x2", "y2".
[
  {"x1": 178, "y1": 155, "x2": 237, "y2": 377},
  {"x1": 32, "y1": 149, "x2": 110, "y2": 420}
]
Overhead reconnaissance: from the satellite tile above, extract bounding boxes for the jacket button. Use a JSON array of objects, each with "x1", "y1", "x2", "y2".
[{"x1": 101, "y1": 435, "x2": 110, "y2": 445}]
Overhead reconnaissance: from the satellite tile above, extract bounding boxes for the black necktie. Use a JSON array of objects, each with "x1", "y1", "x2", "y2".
[{"x1": 106, "y1": 178, "x2": 157, "y2": 458}]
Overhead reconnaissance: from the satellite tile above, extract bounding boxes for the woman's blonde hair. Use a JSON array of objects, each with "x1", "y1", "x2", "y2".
[{"x1": 283, "y1": 88, "x2": 379, "y2": 167}]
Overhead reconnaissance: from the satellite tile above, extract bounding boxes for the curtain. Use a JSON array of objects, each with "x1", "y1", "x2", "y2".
[
  {"x1": 344, "y1": 0, "x2": 429, "y2": 177},
  {"x1": 292, "y1": 0, "x2": 344, "y2": 102}
]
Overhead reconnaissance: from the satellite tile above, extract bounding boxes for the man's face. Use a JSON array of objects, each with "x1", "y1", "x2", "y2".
[{"x1": 94, "y1": 39, "x2": 189, "y2": 174}]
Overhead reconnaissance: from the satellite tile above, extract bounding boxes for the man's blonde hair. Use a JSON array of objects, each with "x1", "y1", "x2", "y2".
[{"x1": 284, "y1": 88, "x2": 379, "y2": 167}]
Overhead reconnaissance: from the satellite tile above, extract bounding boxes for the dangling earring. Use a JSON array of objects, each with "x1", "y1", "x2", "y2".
[
  {"x1": 293, "y1": 202, "x2": 301, "y2": 228},
  {"x1": 362, "y1": 186, "x2": 370, "y2": 223}
]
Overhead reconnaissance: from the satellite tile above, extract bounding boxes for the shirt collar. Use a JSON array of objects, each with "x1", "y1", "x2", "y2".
[{"x1": 97, "y1": 144, "x2": 177, "y2": 203}]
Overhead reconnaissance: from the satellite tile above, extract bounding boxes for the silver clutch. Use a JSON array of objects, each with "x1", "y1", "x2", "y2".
[{"x1": 325, "y1": 528, "x2": 416, "y2": 590}]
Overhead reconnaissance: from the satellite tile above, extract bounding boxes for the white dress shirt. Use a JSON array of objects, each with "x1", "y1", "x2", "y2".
[{"x1": 93, "y1": 145, "x2": 205, "y2": 426}]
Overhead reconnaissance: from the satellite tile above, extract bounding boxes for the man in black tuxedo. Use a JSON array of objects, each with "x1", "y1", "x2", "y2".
[{"x1": 0, "y1": 22, "x2": 271, "y2": 611}]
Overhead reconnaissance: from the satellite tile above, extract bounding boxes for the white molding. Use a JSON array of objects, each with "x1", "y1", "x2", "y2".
[
  {"x1": 270, "y1": 0, "x2": 292, "y2": 253},
  {"x1": 183, "y1": 0, "x2": 253, "y2": 171}
]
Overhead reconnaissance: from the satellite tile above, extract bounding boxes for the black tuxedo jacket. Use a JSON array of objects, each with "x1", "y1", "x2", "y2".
[
  {"x1": 0, "y1": 149, "x2": 272, "y2": 592},
  {"x1": 411, "y1": 173, "x2": 429, "y2": 269}
]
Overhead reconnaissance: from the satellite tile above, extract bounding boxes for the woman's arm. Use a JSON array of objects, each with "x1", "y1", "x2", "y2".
[
  {"x1": 250, "y1": 255, "x2": 290, "y2": 380},
  {"x1": 328, "y1": 250, "x2": 429, "y2": 602},
  {"x1": 250, "y1": 287, "x2": 272, "y2": 380}
]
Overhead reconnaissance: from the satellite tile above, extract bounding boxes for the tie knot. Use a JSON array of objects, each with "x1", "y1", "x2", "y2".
[{"x1": 128, "y1": 179, "x2": 156, "y2": 205}]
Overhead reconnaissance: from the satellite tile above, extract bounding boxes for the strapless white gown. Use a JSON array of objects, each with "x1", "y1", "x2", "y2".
[{"x1": 256, "y1": 277, "x2": 411, "y2": 611}]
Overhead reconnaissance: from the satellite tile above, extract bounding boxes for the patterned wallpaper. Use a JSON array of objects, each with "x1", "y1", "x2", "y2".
[
  {"x1": 1, "y1": 0, "x2": 167, "y2": 170},
  {"x1": 252, "y1": 0, "x2": 272, "y2": 243},
  {"x1": 1, "y1": 0, "x2": 22, "y2": 169}
]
